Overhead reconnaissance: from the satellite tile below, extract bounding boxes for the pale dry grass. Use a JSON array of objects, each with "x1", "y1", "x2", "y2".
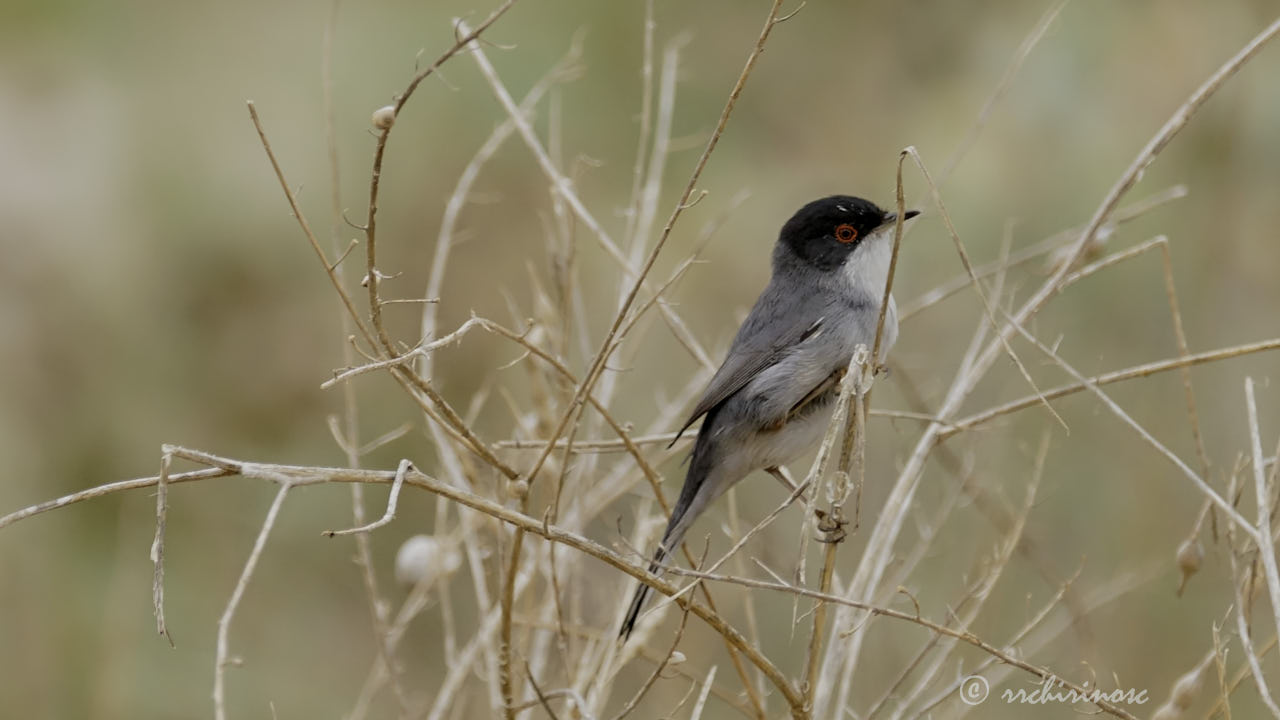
[{"x1": 4, "y1": 3, "x2": 1280, "y2": 719}]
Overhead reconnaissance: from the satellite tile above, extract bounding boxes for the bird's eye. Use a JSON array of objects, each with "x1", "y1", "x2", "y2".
[{"x1": 835, "y1": 224, "x2": 857, "y2": 243}]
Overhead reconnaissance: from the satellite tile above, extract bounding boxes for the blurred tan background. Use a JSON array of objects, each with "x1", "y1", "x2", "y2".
[{"x1": 2, "y1": 0, "x2": 1279, "y2": 717}]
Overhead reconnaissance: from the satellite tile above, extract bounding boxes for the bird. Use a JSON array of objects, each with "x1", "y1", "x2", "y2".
[{"x1": 619, "y1": 194, "x2": 918, "y2": 639}]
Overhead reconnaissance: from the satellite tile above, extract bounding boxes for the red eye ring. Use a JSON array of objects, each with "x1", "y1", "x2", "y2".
[{"x1": 835, "y1": 224, "x2": 857, "y2": 243}]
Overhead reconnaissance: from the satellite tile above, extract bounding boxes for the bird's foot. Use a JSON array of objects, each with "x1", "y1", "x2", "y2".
[{"x1": 813, "y1": 508, "x2": 848, "y2": 544}]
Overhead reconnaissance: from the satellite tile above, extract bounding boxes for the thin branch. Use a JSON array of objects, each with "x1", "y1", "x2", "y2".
[
  {"x1": 888, "y1": 430, "x2": 1048, "y2": 717},
  {"x1": 322, "y1": 317, "x2": 488, "y2": 389},
  {"x1": 323, "y1": 459, "x2": 409, "y2": 536},
  {"x1": 522, "y1": 662, "x2": 564, "y2": 720},
  {"x1": 361, "y1": 0, "x2": 525, "y2": 351},
  {"x1": 941, "y1": 338, "x2": 1280, "y2": 439},
  {"x1": 689, "y1": 665, "x2": 718, "y2": 720},
  {"x1": 794, "y1": 349, "x2": 871, "y2": 628},
  {"x1": 1161, "y1": 239, "x2": 1211, "y2": 478},
  {"x1": 1, "y1": 468, "x2": 234, "y2": 530},
  {"x1": 649, "y1": 478, "x2": 812, "y2": 615},
  {"x1": 508, "y1": 688, "x2": 592, "y2": 718},
  {"x1": 150, "y1": 449, "x2": 174, "y2": 646},
  {"x1": 459, "y1": 19, "x2": 627, "y2": 272},
  {"x1": 659, "y1": 565, "x2": 1138, "y2": 720},
  {"x1": 214, "y1": 483, "x2": 292, "y2": 720},
  {"x1": 318, "y1": 42, "x2": 407, "y2": 691},
  {"x1": 898, "y1": 184, "x2": 1188, "y2": 321},
  {"x1": 620, "y1": 0, "x2": 657, "y2": 256},
  {"x1": 247, "y1": 102, "x2": 375, "y2": 347},
  {"x1": 500, "y1": 512, "x2": 529, "y2": 719},
  {"x1": 507, "y1": 0, "x2": 792, "y2": 499},
  {"x1": 1236, "y1": 602, "x2": 1280, "y2": 718},
  {"x1": 460, "y1": 7, "x2": 795, "y2": 714},
  {"x1": 419, "y1": 43, "x2": 579, "y2": 380},
  {"x1": 871, "y1": 152, "x2": 910, "y2": 365},
  {"x1": 902, "y1": 146, "x2": 1067, "y2": 432},
  {"x1": 934, "y1": 0, "x2": 1071, "y2": 184},
  {"x1": 912, "y1": 563, "x2": 1155, "y2": 716},
  {"x1": 0, "y1": 442, "x2": 1179, "y2": 720},
  {"x1": 1002, "y1": 313, "x2": 1258, "y2": 539},
  {"x1": 492, "y1": 408, "x2": 950, "y2": 451},
  {"x1": 1246, "y1": 377, "x2": 1280, "y2": 717},
  {"x1": 251, "y1": 100, "x2": 518, "y2": 484},
  {"x1": 610, "y1": 558, "x2": 698, "y2": 720},
  {"x1": 137, "y1": 447, "x2": 804, "y2": 715},
  {"x1": 827, "y1": 11, "x2": 1280, "y2": 684},
  {"x1": 357, "y1": 422, "x2": 413, "y2": 457}
]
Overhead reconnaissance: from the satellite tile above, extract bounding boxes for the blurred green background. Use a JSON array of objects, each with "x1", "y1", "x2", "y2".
[{"x1": 2, "y1": 0, "x2": 1279, "y2": 717}]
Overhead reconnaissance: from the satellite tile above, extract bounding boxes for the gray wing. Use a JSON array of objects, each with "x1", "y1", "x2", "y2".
[{"x1": 671, "y1": 281, "x2": 827, "y2": 443}]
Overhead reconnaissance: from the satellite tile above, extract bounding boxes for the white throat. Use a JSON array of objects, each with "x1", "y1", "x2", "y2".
[
  {"x1": 843, "y1": 224, "x2": 895, "y2": 298},
  {"x1": 842, "y1": 223, "x2": 900, "y2": 359}
]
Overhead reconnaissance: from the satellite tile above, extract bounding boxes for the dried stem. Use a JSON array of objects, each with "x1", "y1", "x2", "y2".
[
  {"x1": 817, "y1": 20, "x2": 1280, "y2": 711},
  {"x1": 150, "y1": 449, "x2": 174, "y2": 646},
  {"x1": 322, "y1": 458, "x2": 409, "y2": 536},
  {"x1": 1002, "y1": 314, "x2": 1257, "y2": 537},
  {"x1": 322, "y1": 4, "x2": 411, "y2": 712},
  {"x1": 661, "y1": 565, "x2": 1137, "y2": 720},
  {"x1": 942, "y1": 338, "x2": 1280, "y2": 439},
  {"x1": 361, "y1": 0, "x2": 523, "y2": 351},
  {"x1": 609, "y1": 558, "x2": 699, "y2": 720},
  {"x1": 7, "y1": 8, "x2": 1280, "y2": 720},
  {"x1": 898, "y1": 184, "x2": 1188, "y2": 321},
  {"x1": 213, "y1": 483, "x2": 292, "y2": 720},
  {"x1": 1246, "y1": 377, "x2": 1280, "y2": 715}
]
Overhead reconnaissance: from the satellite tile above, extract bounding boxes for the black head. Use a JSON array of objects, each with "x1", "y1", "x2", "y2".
[{"x1": 777, "y1": 195, "x2": 918, "y2": 271}]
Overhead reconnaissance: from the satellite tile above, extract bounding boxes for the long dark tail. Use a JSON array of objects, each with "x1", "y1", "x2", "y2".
[
  {"x1": 619, "y1": 547, "x2": 668, "y2": 640},
  {"x1": 619, "y1": 445, "x2": 713, "y2": 639}
]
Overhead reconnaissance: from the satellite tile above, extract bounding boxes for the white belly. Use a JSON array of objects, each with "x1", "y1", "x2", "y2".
[{"x1": 746, "y1": 399, "x2": 838, "y2": 471}]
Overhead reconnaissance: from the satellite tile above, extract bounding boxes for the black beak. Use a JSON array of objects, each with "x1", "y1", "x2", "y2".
[{"x1": 880, "y1": 209, "x2": 920, "y2": 227}]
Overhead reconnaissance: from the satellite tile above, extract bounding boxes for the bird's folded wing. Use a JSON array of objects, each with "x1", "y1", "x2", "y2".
[{"x1": 670, "y1": 288, "x2": 826, "y2": 444}]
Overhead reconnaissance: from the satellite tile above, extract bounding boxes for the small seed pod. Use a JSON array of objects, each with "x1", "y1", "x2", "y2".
[
  {"x1": 395, "y1": 534, "x2": 437, "y2": 585},
  {"x1": 1170, "y1": 661, "x2": 1205, "y2": 710},
  {"x1": 371, "y1": 105, "x2": 396, "y2": 130},
  {"x1": 1175, "y1": 539, "x2": 1203, "y2": 595},
  {"x1": 668, "y1": 651, "x2": 686, "y2": 666},
  {"x1": 394, "y1": 534, "x2": 461, "y2": 586},
  {"x1": 507, "y1": 477, "x2": 530, "y2": 499}
]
